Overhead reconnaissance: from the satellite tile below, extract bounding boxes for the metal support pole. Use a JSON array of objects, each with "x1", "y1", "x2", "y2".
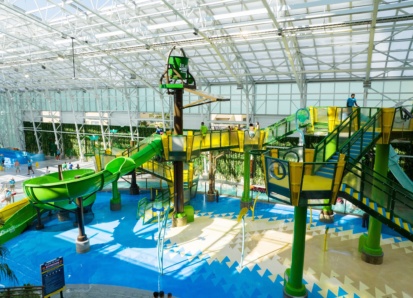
[
  {"x1": 173, "y1": 88, "x2": 184, "y2": 215},
  {"x1": 284, "y1": 206, "x2": 308, "y2": 298},
  {"x1": 360, "y1": 143, "x2": 388, "y2": 264},
  {"x1": 241, "y1": 151, "x2": 251, "y2": 209}
]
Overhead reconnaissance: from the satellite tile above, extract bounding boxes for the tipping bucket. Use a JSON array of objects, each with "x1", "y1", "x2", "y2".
[{"x1": 168, "y1": 56, "x2": 189, "y2": 79}]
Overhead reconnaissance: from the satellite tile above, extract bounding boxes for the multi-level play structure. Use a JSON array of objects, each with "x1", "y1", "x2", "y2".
[{"x1": 0, "y1": 48, "x2": 412, "y2": 297}]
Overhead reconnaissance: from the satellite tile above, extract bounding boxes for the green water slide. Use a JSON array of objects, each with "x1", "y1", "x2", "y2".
[
  {"x1": 0, "y1": 139, "x2": 165, "y2": 245},
  {"x1": 23, "y1": 139, "x2": 163, "y2": 207},
  {"x1": 0, "y1": 199, "x2": 38, "y2": 245},
  {"x1": 389, "y1": 145, "x2": 413, "y2": 193}
]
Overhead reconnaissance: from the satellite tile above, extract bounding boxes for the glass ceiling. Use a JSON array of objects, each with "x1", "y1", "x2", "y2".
[{"x1": 0, "y1": 0, "x2": 412, "y2": 92}]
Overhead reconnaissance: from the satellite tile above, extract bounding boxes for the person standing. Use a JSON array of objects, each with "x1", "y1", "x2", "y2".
[
  {"x1": 27, "y1": 160, "x2": 35, "y2": 175},
  {"x1": 346, "y1": 93, "x2": 359, "y2": 108},
  {"x1": 45, "y1": 166, "x2": 50, "y2": 174},
  {"x1": 9, "y1": 178, "x2": 15, "y2": 192},
  {"x1": 200, "y1": 122, "x2": 208, "y2": 137},
  {"x1": 14, "y1": 160, "x2": 20, "y2": 173},
  {"x1": 155, "y1": 126, "x2": 164, "y2": 135},
  {"x1": 56, "y1": 148, "x2": 61, "y2": 160},
  {"x1": 62, "y1": 162, "x2": 67, "y2": 171},
  {"x1": 3, "y1": 189, "x2": 13, "y2": 205}
]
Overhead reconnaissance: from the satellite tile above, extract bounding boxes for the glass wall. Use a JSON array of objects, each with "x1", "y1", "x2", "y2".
[{"x1": 0, "y1": 80, "x2": 412, "y2": 148}]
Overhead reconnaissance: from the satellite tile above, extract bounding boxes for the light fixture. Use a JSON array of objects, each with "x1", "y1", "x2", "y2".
[
  {"x1": 130, "y1": 73, "x2": 137, "y2": 79},
  {"x1": 145, "y1": 44, "x2": 150, "y2": 50},
  {"x1": 57, "y1": 54, "x2": 64, "y2": 61},
  {"x1": 41, "y1": 65, "x2": 46, "y2": 70},
  {"x1": 193, "y1": 28, "x2": 199, "y2": 35},
  {"x1": 236, "y1": 83, "x2": 243, "y2": 89}
]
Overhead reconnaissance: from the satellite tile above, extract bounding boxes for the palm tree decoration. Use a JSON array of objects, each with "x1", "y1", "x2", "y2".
[{"x1": 0, "y1": 246, "x2": 17, "y2": 284}]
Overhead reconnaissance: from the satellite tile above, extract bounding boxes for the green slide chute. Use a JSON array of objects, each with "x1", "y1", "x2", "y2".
[{"x1": 0, "y1": 139, "x2": 164, "y2": 244}]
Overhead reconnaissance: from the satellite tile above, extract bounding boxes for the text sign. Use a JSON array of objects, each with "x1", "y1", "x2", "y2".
[{"x1": 41, "y1": 257, "x2": 65, "y2": 298}]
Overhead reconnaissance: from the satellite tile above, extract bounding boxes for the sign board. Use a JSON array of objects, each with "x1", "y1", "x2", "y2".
[{"x1": 41, "y1": 257, "x2": 65, "y2": 298}]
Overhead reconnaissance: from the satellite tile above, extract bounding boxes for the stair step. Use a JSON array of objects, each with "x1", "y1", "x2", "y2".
[
  {"x1": 319, "y1": 165, "x2": 335, "y2": 171},
  {"x1": 316, "y1": 172, "x2": 333, "y2": 179}
]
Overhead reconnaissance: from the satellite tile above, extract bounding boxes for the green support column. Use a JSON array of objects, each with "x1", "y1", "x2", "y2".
[
  {"x1": 110, "y1": 180, "x2": 121, "y2": 211},
  {"x1": 241, "y1": 151, "x2": 251, "y2": 209},
  {"x1": 284, "y1": 206, "x2": 308, "y2": 298},
  {"x1": 320, "y1": 110, "x2": 337, "y2": 223},
  {"x1": 359, "y1": 143, "x2": 389, "y2": 264}
]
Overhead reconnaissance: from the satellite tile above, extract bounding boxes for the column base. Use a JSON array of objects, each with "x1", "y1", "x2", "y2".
[
  {"x1": 206, "y1": 193, "x2": 215, "y2": 202},
  {"x1": 57, "y1": 210, "x2": 70, "y2": 222},
  {"x1": 110, "y1": 201, "x2": 121, "y2": 211},
  {"x1": 283, "y1": 288, "x2": 308, "y2": 298},
  {"x1": 240, "y1": 201, "x2": 251, "y2": 209},
  {"x1": 319, "y1": 213, "x2": 334, "y2": 223},
  {"x1": 76, "y1": 239, "x2": 90, "y2": 254},
  {"x1": 361, "y1": 251, "x2": 384, "y2": 265},
  {"x1": 36, "y1": 223, "x2": 44, "y2": 230},
  {"x1": 172, "y1": 215, "x2": 187, "y2": 227}
]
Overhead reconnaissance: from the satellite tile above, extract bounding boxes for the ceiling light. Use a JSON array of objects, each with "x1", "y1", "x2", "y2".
[
  {"x1": 57, "y1": 54, "x2": 64, "y2": 61},
  {"x1": 193, "y1": 28, "x2": 199, "y2": 35},
  {"x1": 41, "y1": 65, "x2": 46, "y2": 70}
]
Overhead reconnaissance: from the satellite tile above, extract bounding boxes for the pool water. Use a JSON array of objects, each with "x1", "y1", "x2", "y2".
[{"x1": 3, "y1": 189, "x2": 407, "y2": 298}]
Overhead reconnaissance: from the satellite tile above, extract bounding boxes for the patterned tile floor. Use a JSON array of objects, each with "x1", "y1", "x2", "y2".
[{"x1": 2, "y1": 187, "x2": 413, "y2": 298}]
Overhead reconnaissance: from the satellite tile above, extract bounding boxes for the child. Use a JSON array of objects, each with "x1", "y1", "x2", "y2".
[
  {"x1": 27, "y1": 160, "x2": 35, "y2": 175},
  {"x1": 9, "y1": 178, "x2": 15, "y2": 191},
  {"x1": 14, "y1": 160, "x2": 20, "y2": 173},
  {"x1": 2, "y1": 189, "x2": 13, "y2": 205}
]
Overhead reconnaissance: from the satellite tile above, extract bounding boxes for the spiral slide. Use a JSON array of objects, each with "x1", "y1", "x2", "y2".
[{"x1": 0, "y1": 139, "x2": 163, "y2": 244}]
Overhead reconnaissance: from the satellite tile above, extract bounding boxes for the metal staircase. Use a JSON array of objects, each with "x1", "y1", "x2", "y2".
[
  {"x1": 138, "y1": 160, "x2": 173, "y2": 183},
  {"x1": 339, "y1": 162, "x2": 413, "y2": 241},
  {"x1": 312, "y1": 107, "x2": 413, "y2": 240},
  {"x1": 313, "y1": 108, "x2": 381, "y2": 179}
]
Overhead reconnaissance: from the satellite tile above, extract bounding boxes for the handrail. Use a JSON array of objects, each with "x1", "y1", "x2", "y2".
[
  {"x1": 263, "y1": 111, "x2": 307, "y2": 145},
  {"x1": 342, "y1": 161, "x2": 413, "y2": 226},
  {"x1": 313, "y1": 109, "x2": 359, "y2": 163},
  {"x1": 139, "y1": 160, "x2": 173, "y2": 182},
  {"x1": 339, "y1": 110, "x2": 381, "y2": 163},
  {"x1": 313, "y1": 108, "x2": 381, "y2": 163}
]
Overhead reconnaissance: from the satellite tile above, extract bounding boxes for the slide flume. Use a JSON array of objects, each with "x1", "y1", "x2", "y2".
[{"x1": 0, "y1": 139, "x2": 163, "y2": 244}]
